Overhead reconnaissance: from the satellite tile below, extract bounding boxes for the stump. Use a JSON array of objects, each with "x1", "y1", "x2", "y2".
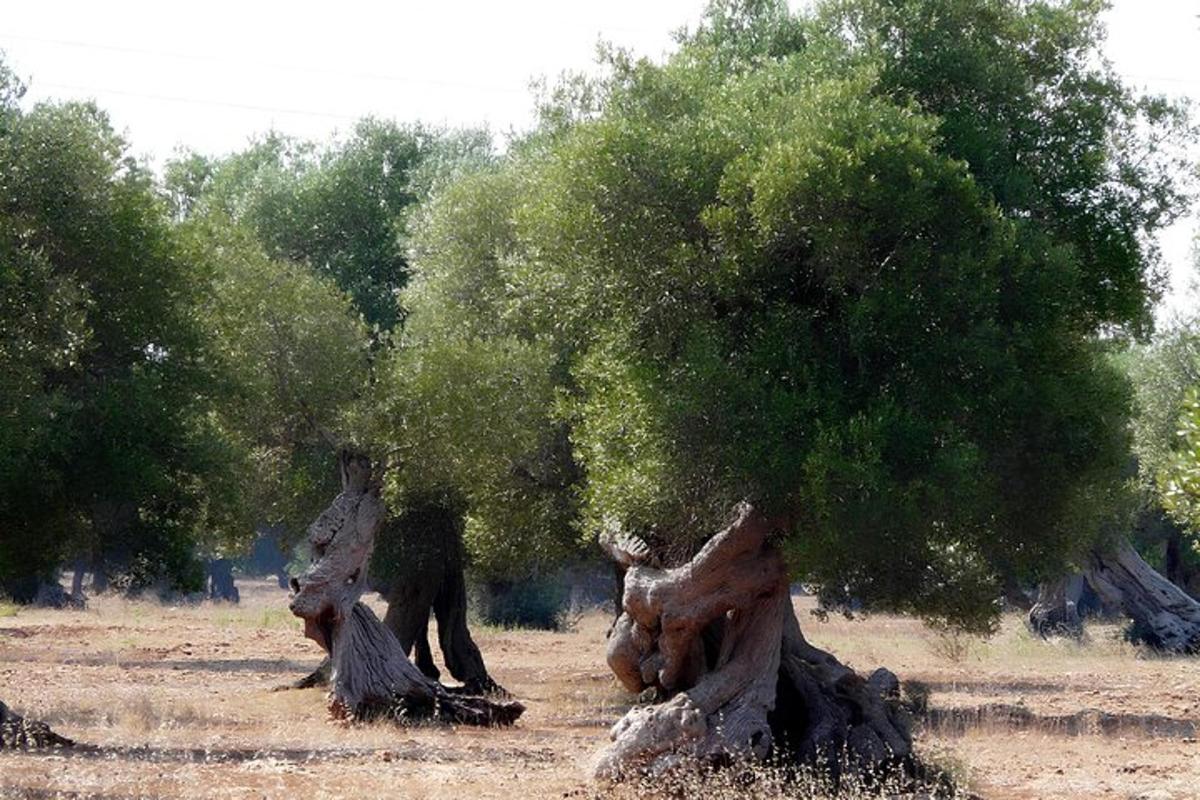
[
  {"x1": 288, "y1": 451, "x2": 523, "y2": 725},
  {"x1": 0, "y1": 701, "x2": 73, "y2": 749},
  {"x1": 596, "y1": 502, "x2": 911, "y2": 780}
]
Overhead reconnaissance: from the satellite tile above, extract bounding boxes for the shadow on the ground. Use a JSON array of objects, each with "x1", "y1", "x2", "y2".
[
  {"x1": 2, "y1": 740, "x2": 559, "y2": 766},
  {"x1": 918, "y1": 678, "x2": 1069, "y2": 694},
  {"x1": 922, "y1": 703, "x2": 1197, "y2": 738},
  {"x1": 2, "y1": 654, "x2": 313, "y2": 674}
]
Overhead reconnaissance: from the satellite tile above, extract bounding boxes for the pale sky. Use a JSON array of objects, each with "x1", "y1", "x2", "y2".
[{"x1": 2, "y1": 0, "x2": 1197, "y2": 322}]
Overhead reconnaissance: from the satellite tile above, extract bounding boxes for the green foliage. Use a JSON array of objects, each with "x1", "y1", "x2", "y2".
[
  {"x1": 471, "y1": 576, "x2": 570, "y2": 631},
  {"x1": 0, "y1": 69, "x2": 241, "y2": 595},
  {"x1": 181, "y1": 215, "x2": 370, "y2": 546},
  {"x1": 170, "y1": 124, "x2": 501, "y2": 560},
  {"x1": 366, "y1": 159, "x2": 585, "y2": 582},
  {"x1": 1120, "y1": 314, "x2": 1200, "y2": 576},
  {"x1": 1162, "y1": 390, "x2": 1200, "y2": 532},
  {"x1": 1126, "y1": 318, "x2": 1200, "y2": 488},
  {"x1": 174, "y1": 121, "x2": 491, "y2": 334},
  {"x1": 418, "y1": 0, "x2": 1188, "y2": 631}
]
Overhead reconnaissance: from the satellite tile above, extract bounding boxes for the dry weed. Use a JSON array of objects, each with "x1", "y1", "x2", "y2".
[{"x1": 595, "y1": 754, "x2": 968, "y2": 800}]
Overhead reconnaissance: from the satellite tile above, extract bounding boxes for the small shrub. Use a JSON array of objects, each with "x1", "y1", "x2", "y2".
[
  {"x1": 471, "y1": 575, "x2": 570, "y2": 630},
  {"x1": 926, "y1": 628, "x2": 976, "y2": 663}
]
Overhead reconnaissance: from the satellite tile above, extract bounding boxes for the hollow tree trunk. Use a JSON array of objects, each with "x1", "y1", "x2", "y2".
[
  {"x1": 0, "y1": 700, "x2": 73, "y2": 749},
  {"x1": 596, "y1": 502, "x2": 911, "y2": 780},
  {"x1": 1027, "y1": 575, "x2": 1084, "y2": 639},
  {"x1": 1085, "y1": 539, "x2": 1200, "y2": 654},
  {"x1": 288, "y1": 451, "x2": 523, "y2": 726}
]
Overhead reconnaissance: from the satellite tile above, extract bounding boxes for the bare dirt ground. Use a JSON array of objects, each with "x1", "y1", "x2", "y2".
[{"x1": 1, "y1": 578, "x2": 1197, "y2": 799}]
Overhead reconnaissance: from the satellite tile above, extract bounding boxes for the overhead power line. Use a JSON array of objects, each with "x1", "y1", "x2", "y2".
[
  {"x1": 35, "y1": 81, "x2": 367, "y2": 121},
  {"x1": 0, "y1": 32, "x2": 533, "y2": 95},
  {"x1": 0, "y1": 30, "x2": 614, "y2": 94}
]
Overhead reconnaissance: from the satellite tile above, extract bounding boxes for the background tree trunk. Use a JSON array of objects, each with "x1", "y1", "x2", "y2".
[
  {"x1": 1027, "y1": 575, "x2": 1084, "y2": 638},
  {"x1": 90, "y1": 556, "x2": 109, "y2": 594},
  {"x1": 1086, "y1": 539, "x2": 1200, "y2": 653},
  {"x1": 70, "y1": 556, "x2": 86, "y2": 601},
  {"x1": 596, "y1": 503, "x2": 911, "y2": 780},
  {"x1": 374, "y1": 503, "x2": 505, "y2": 694},
  {"x1": 288, "y1": 451, "x2": 522, "y2": 725},
  {"x1": 207, "y1": 558, "x2": 240, "y2": 603}
]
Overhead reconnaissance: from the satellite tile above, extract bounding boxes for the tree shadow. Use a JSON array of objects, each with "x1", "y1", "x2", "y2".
[{"x1": 921, "y1": 703, "x2": 1197, "y2": 738}]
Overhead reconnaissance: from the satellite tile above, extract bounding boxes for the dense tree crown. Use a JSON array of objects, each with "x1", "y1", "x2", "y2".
[
  {"x1": 0, "y1": 64, "x2": 243, "y2": 596},
  {"x1": 405, "y1": 0, "x2": 1192, "y2": 630}
]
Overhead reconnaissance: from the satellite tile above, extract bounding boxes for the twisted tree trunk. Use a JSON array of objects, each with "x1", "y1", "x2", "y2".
[
  {"x1": 0, "y1": 701, "x2": 73, "y2": 749},
  {"x1": 288, "y1": 452, "x2": 522, "y2": 726},
  {"x1": 287, "y1": 507, "x2": 504, "y2": 695},
  {"x1": 596, "y1": 503, "x2": 911, "y2": 780},
  {"x1": 1086, "y1": 539, "x2": 1200, "y2": 653}
]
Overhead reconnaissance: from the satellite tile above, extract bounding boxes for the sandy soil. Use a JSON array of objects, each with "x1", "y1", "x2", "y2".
[{"x1": 1, "y1": 578, "x2": 1197, "y2": 799}]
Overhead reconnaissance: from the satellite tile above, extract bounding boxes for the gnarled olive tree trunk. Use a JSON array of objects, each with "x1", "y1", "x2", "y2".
[
  {"x1": 0, "y1": 701, "x2": 73, "y2": 749},
  {"x1": 286, "y1": 504, "x2": 505, "y2": 695},
  {"x1": 1086, "y1": 539, "x2": 1200, "y2": 653},
  {"x1": 288, "y1": 452, "x2": 522, "y2": 725},
  {"x1": 596, "y1": 502, "x2": 911, "y2": 780}
]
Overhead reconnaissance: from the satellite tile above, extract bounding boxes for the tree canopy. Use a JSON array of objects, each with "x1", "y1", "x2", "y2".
[
  {"x1": 0, "y1": 0, "x2": 1195, "y2": 623},
  {"x1": 0, "y1": 63, "x2": 242, "y2": 596},
  {"x1": 400, "y1": 0, "x2": 1192, "y2": 630}
]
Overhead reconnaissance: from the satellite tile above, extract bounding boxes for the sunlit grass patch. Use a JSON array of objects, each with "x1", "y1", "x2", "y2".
[{"x1": 211, "y1": 606, "x2": 299, "y2": 631}]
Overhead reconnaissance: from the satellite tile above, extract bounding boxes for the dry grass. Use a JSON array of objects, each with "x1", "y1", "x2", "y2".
[{"x1": 1, "y1": 580, "x2": 1197, "y2": 799}]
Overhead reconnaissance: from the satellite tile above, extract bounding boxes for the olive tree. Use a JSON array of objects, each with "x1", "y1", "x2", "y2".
[{"x1": 412, "y1": 0, "x2": 1191, "y2": 777}]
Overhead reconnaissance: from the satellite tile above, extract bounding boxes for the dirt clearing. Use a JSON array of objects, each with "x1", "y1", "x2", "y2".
[{"x1": 1, "y1": 579, "x2": 1196, "y2": 799}]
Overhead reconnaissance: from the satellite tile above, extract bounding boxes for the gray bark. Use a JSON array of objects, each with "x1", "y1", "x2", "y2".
[
  {"x1": 596, "y1": 502, "x2": 911, "y2": 780},
  {"x1": 288, "y1": 451, "x2": 522, "y2": 726},
  {"x1": 1087, "y1": 539, "x2": 1200, "y2": 653}
]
